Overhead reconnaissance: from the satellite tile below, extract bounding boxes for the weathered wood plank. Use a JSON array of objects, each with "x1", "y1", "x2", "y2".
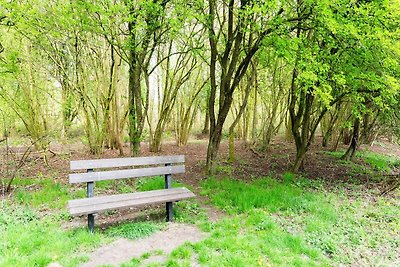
[
  {"x1": 68, "y1": 187, "x2": 195, "y2": 216},
  {"x1": 69, "y1": 192, "x2": 193, "y2": 216},
  {"x1": 69, "y1": 187, "x2": 188, "y2": 207},
  {"x1": 69, "y1": 165, "x2": 185, "y2": 184},
  {"x1": 70, "y1": 155, "x2": 185, "y2": 170}
]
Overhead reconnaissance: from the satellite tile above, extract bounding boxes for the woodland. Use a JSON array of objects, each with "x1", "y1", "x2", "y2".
[{"x1": 1, "y1": 0, "x2": 400, "y2": 266}]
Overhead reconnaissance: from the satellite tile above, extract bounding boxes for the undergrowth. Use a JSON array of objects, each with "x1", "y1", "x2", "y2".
[
  {"x1": 0, "y1": 201, "x2": 106, "y2": 267},
  {"x1": 1, "y1": 174, "x2": 202, "y2": 267},
  {"x1": 191, "y1": 174, "x2": 400, "y2": 266},
  {"x1": 12, "y1": 177, "x2": 85, "y2": 209},
  {"x1": 3, "y1": 159, "x2": 399, "y2": 267},
  {"x1": 326, "y1": 150, "x2": 400, "y2": 172}
]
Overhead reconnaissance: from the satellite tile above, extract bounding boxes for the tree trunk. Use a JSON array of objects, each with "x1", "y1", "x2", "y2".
[
  {"x1": 202, "y1": 108, "x2": 210, "y2": 135},
  {"x1": 251, "y1": 83, "x2": 258, "y2": 140},
  {"x1": 206, "y1": 92, "x2": 233, "y2": 172},
  {"x1": 332, "y1": 130, "x2": 343, "y2": 152},
  {"x1": 205, "y1": 0, "x2": 285, "y2": 173},
  {"x1": 206, "y1": 122, "x2": 225, "y2": 173},
  {"x1": 128, "y1": 60, "x2": 143, "y2": 156},
  {"x1": 228, "y1": 66, "x2": 254, "y2": 162},
  {"x1": 150, "y1": 119, "x2": 165, "y2": 152},
  {"x1": 175, "y1": 81, "x2": 204, "y2": 146},
  {"x1": 322, "y1": 130, "x2": 332, "y2": 147},
  {"x1": 292, "y1": 145, "x2": 307, "y2": 172},
  {"x1": 341, "y1": 117, "x2": 360, "y2": 161}
]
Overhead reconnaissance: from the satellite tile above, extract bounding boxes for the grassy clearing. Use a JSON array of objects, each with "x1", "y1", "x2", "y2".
[
  {"x1": 165, "y1": 213, "x2": 329, "y2": 267},
  {"x1": 2, "y1": 159, "x2": 399, "y2": 266},
  {"x1": 0, "y1": 200, "x2": 173, "y2": 267},
  {"x1": 361, "y1": 151, "x2": 400, "y2": 171},
  {"x1": 180, "y1": 175, "x2": 399, "y2": 266},
  {"x1": 121, "y1": 173, "x2": 399, "y2": 266},
  {"x1": 0, "y1": 201, "x2": 107, "y2": 267},
  {"x1": 0, "y1": 174, "x2": 205, "y2": 267}
]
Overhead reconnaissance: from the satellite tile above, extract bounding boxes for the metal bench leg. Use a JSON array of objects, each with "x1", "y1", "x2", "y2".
[
  {"x1": 87, "y1": 171, "x2": 94, "y2": 233},
  {"x1": 165, "y1": 163, "x2": 173, "y2": 222},
  {"x1": 88, "y1": 214, "x2": 94, "y2": 233},
  {"x1": 166, "y1": 202, "x2": 173, "y2": 222}
]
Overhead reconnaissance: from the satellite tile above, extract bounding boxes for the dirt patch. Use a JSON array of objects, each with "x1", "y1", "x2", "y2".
[{"x1": 81, "y1": 223, "x2": 208, "y2": 267}]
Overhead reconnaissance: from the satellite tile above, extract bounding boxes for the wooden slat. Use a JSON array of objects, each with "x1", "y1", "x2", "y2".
[
  {"x1": 69, "y1": 165, "x2": 185, "y2": 184},
  {"x1": 70, "y1": 155, "x2": 185, "y2": 170},
  {"x1": 68, "y1": 187, "x2": 195, "y2": 216},
  {"x1": 69, "y1": 187, "x2": 186, "y2": 207}
]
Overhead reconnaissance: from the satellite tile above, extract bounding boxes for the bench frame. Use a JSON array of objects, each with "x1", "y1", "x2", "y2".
[{"x1": 68, "y1": 155, "x2": 194, "y2": 232}]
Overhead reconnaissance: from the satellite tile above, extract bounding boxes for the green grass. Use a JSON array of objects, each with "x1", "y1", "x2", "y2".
[
  {"x1": 361, "y1": 151, "x2": 400, "y2": 171},
  {"x1": 166, "y1": 212, "x2": 329, "y2": 266},
  {"x1": 81, "y1": 175, "x2": 186, "y2": 195},
  {"x1": 106, "y1": 222, "x2": 162, "y2": 240},
  {"x1": 201, "y1": 175, "x2": 337, "y2": 219},
  {"x1": 12, "y1": 177, "x2": 85, "y2": 209},
  {"x1": 136, "y1": 176, "x2": 183, "y2": 192},
  {"x1": 0, "y1": 201, "x2": 107, "y2": 267},
  {"x1": 120, "y1": 251, "x2": 155, "y2": 267},
  {"x1": 325, "y1": 150, "x2": 400, "y2": 172},
  {"x1": 189, "y1": 175, "x2": 400, "y2": 266},
  {"x1": 1, "y1": 173, "x2": 207, "y2": 267},
  {"x1": 96, "y1": 179, "x2": 136, "y2": 194},
  {"x1": 324, "y1": 150, "x2": 345, "y2": 159},
  {"x1": 174, "y1": 201, "x2": 208, "y2": 224}
]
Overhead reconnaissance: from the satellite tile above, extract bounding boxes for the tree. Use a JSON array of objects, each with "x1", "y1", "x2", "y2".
[
  {"x1": 285, "y1": 0, "x2": 399, "y2": 171},
  {"x1": 228, "y1": 62, "x2": 255, "y2": 162},
  {"x1": 204, "y1": 0, "x2": 302, "y2": 172},
  {"x1": 149, "y1": 40, "x2": 198, "y2": 152}
]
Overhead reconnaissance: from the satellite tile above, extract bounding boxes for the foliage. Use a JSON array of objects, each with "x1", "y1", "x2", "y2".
[
  {"x1": 95, "y1": 179, "x2": 136, "y2": 194},
  {"x1": 361, "y1": 151, "x2": 400, "y2": 172},
  {"x1": 0, "y1": 0, "x2": 399, "y2": 168}
]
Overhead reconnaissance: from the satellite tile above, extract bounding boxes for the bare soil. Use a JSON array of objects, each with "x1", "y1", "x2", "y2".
[
  {"x1": 80, "y1": 223, "x2": 208, "y2": 267},
  {"x1": 8, "y1": 138, "x2": 399, "y2": 184}
]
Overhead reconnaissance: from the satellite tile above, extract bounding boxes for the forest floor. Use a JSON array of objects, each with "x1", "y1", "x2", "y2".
[
  {"x1": 6, "y1": 137, "x2": 400, "y2": 191},
  {"x1": 1, "y1": 138, "x2": 399, "y2": 266}
]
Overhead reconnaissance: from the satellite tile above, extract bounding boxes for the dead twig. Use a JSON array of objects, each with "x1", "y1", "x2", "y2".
[
  {"x1": 380, "y1": 174, "x2": 400, "y2": 196},
  {"x1": 250, "y1": 145, "x2": 265, "y2": 158}
]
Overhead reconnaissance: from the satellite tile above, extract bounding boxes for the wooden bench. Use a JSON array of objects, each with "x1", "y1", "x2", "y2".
[{"x1": 68, "y1": 155, "x2": 195, "y2": 232}]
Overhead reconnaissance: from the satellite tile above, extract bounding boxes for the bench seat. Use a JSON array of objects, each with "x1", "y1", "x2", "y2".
[{"x1": 69, "y1": 187, "x2": 195, "y2": 216}]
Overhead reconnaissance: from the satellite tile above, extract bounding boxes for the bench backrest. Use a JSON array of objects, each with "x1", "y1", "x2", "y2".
[{"x1": 69, "y1": 155, "x2": 185, "y2": 184}]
